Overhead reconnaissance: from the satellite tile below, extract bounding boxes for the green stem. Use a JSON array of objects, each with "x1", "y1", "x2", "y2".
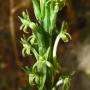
[{"x1": 53, "y1": 34, "x2": 61, "y2": 61}]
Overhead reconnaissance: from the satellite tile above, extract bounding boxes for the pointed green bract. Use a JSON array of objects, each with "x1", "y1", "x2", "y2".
[
  {"x1": 40, "y1": 0, "x2": 46, "y2": 20},
  {"x1": 32, "y1": 0, "x2": 41, "y2": 22}
]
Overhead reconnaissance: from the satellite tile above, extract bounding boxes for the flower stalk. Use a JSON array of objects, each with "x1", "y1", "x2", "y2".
[{"x1": 19, "y1": 0, "x2": 72, "y2": 90}]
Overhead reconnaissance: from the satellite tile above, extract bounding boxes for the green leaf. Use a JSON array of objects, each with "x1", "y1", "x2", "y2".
[
  {"x1": 43, "y1": 4, "x2": 50, "y2": 32},
  {"x1": 44, "y1": 47, "x2": 50, "y2": 61},
  {"x1": 32, "y1": 0, "x2": 41, "y2": 22},
  {"x1": 40, "y1": 0, "x2": 46, "y2": 20},
  {"x1": 50, "y1": 3, "x2": 59, "y2": 31},
  {"x1": 29, "y1": 22, "x2": 46, "y2": 50}
]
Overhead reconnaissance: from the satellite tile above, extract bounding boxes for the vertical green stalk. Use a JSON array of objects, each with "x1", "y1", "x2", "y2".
[{"x1": 19, "y1": 0, "x2": 72, "y2": 90}]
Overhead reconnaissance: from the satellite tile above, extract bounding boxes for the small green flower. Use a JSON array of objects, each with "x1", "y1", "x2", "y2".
[
  {"x1": 60, "y1": 21, "x2": 71, "y2": 42},
  {"x1": 19, "y1": 10, "x2": 30, "y2": 33},
  {"x1": 21, "y1": 35, "x2": 31, "y2": 56}
]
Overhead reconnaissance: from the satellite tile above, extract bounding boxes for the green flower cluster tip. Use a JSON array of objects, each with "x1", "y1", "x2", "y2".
[{"x1": 19, "y1": 0, "x2": 72, "y2": 90}]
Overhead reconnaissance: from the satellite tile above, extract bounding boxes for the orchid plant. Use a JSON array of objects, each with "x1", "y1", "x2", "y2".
[{"x1": 19, "y1": 0, "x2": 72, "y2": 90}]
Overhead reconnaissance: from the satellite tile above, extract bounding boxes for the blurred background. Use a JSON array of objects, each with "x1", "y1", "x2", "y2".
[{"x1": 0, "y1": 0, "x2": 90, "y2": 90}]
